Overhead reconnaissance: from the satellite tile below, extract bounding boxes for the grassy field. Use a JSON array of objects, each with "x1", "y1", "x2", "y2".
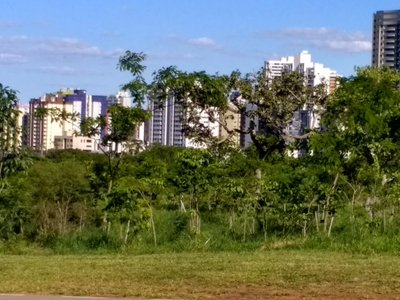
[{"x1": 1, "y1": 250, "x2": 400, "y2": 299}]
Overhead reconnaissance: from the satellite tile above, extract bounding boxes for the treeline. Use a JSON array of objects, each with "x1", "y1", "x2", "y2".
[
  {"x1": 2, "y1": 60, "x2": 400, "y2": 253},
  {"x1": 0, "y1": 137, "x2": 400, "y2": 253}
]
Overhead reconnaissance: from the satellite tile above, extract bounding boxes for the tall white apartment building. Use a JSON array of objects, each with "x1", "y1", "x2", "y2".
[
  {"x1": 107, "y1": 90, "x2": 132, "y2": 107},
  {"x1": 26, "y1": 89, "x2": 150, "y2": 153},
  {"x1": 242, "y1": 50, "x2": 339, "y2": 148},
  {"x1": 148, "y1": 97, "x2": 220, "y2": 148},
  {"x1": 28, "y1": 89, "x2": 110, "y2": 153},
  {"x1": 28, "y1": 93, "x2": 75, "y2": 152},
  {"x1": 18, "y1": 105, "x2": 30, "y2": 147},
  {"x1": 266, "y1": 55, "x2": 295, "y2": 78},
  {"x1": 116, "y1": 90, "x2": 132, "y2": 107},
  {"x1": 266, "y1": 50, "x2": 338, "y2": 94}
]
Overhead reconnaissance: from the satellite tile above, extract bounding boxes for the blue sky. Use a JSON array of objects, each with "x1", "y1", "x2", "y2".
[{"x1": 1, "y1": 0, "x2": 399, "y2": 103}]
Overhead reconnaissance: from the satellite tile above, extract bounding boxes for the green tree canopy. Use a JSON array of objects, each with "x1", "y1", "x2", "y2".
[
  {"x1": 312, "y1": 67, "x2": 400, "y2": 176},
  {"x1": 150, "y1": 65, "x2": 328, "y2": 159},
  {"x1": 0, "y1": 84, "x2": 30, "y2": 187}
]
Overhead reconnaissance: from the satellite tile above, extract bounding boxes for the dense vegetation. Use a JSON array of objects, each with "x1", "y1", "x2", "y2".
[{"x1": 2, "y1": 55, "x2": 400, "y2": 254}]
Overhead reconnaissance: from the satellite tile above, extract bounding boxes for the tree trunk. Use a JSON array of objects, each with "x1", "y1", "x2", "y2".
[
  {"x1": 196, "y1": 201, "x2": 201, "y2": 235},
  {"x1": 150, "y1": 206, "x2": 157, "y2": 247},
  {"x1": 315, "y1": 210, "x2": 320, "y2": 233},
  {"x1": 302, "y1": 213, "x2": 307, "y2": 237},
  {"x1": 19, "y1": 219, "x2": 24, "y2": 237},
  {"x1": 107, "y1": 179, "x2": 113, "y2": 194},
  {"x1": 229, "y1": 210, "x2": 234, "y2": 231},
  {"x1": 107, "y1": 221, "x2": 111, "y2": 235},
  {"x1": 263, "y1": 215, "x2": 268, "y2": 241},
  {"x1": 124, "y1": 219, "x2": 131, "y2": 244},
  {"x1": 196, "y1": 212, "x2": 201, "y2": 235},
  {"x1": 324, "y1": 173, "x2": 339, "y2": 234},
  {"x1": 56, "y1": 200, "x2": 69, "y2": 235},
  {"x1": 383, "y1": 209, "x2": 386, "y2": 233},
  {"x1": 242, "y1": 211, "x2": 247, "y2": 242},
  {"x1": 328, "y1": 215, "x2": 334, "y2": 237},
  {"x1": 102, "y1": 212, "x2": 108, "y2": 232}
]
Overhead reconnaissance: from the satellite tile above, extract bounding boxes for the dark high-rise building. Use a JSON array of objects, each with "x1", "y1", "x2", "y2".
[{"x1": 372, "y1": 10, "x2": 400, "y2": 69}]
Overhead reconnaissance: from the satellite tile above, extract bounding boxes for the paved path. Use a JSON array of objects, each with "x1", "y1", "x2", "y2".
[{"x1": 0, "y1": 295, "x2": 171, "y2": 300}]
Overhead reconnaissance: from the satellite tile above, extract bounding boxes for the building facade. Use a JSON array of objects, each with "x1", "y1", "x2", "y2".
[
  {"x1": 219, "y1": 102, "x2": 242, "y2": 147},
  {"x1": 266, "y1": 50, "x2": 338, "y2": 94},
  {"x1": 28, "y1": 94, "x2": 74, "y2": 152},
  {"x1": 27, "y1": 89, "x2": 111, "y2": 153},
  {"x1": 148, "y1": 96, "x2": 220, "y2": 148},
  {"x1": 372, "y1": 10, "x2": 400, "y2": 69},
  {"x1": 149, "y1": 97, "x2": 185, "y2": 147},
  {"x1": 54, "y1": 135, "x2": 96, "y2": 152},
  {"x1": 268, "y1": 50, "x2": 338, "y2": 133},
  {"x1": 241, "y1": 50, "x2": 339, "y2": 149}
]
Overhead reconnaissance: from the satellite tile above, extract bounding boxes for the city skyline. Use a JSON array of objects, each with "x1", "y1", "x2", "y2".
[{"x1": 1, "y1": 0, "x2": 399, "y2": 103}]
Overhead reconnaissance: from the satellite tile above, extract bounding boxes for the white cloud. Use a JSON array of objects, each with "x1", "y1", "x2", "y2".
[
  {"x1": 0, "y1": 53, "x2": 27, "y2": 64},
  {"x1": 163, "y1": 35, "x2": 225, "y2": 54},
  {"x1": 0, "y1": 35, "x2": 122, "y2": 59},
  {"x1": 0, "y1": 35, "x2": 30, "y2": 47},
  {"x1": 35, "y1": 38, "x2": 103, "y2": 56},
  {"x1": 36, "y1": 66, "x2": 78, "y2": 75},
  {"x1": 259, "y1": 27, "x2": 372, "y2": 53},
  {"x1": 33, "y1": 37, "x2": 122, "y2": 58},
  {"x1": 188, "y1": 37, "x2": 218, "y2": 48},
  {"x1": 149, "y1": 52, "x2": 198, "y2": 61}
]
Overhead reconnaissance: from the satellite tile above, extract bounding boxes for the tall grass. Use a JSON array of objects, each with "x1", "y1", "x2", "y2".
[{"x1": 2, "y1": 207, "x2": 400, "y2": 255}]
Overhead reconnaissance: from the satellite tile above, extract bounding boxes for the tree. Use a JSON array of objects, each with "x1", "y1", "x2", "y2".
[
  {"x1": 227, "y1": 69, "x2": 328, "y2": 159},
  {"x1": 28, "y1": 159, "x2": 91, "y2": 239},
  {"x1": 311, "y1": 67, "x2": 400, "y2": 230},
  {"x1": 150, "y1": 66, "x2": 328, "y2": 159},
  {"x1": 104, "y1": 187, "x2": 152, "y2": 244},
  {"x1": 0, "y1": 174, "x2": 31, "y2": 239},
  {"x1": 118, "y1": 51, "x2": 148, "y2": 108},
  {"x1": 171, "y1": 149, "x2": 214, "y2": 236},
  {"x1": 0, "y1": 84, "x2": 30, "y2": 192},
  {"x1": 313, "y1": 67, "x2": 400, "y2": 172},
  {"x1": 0, "y1": 84, "x2": 33, "y2": 238},
  {"x1": 80, "y1": 51, "x2": 151, "y2": 238},
  {"x1": 81, "y1": 51, "x2": 151, "y2": 194},
  {"x1": 150, "y1": 67, "x2": 230, "y2": 149}
]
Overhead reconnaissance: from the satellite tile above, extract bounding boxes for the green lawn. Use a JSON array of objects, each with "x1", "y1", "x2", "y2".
[{"x1": 1, "y1": 250, "x2": 400, "y2": 299}]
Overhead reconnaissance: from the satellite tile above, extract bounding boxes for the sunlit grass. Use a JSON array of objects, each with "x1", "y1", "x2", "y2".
[{"x1": 1, "y1": 250, "x2": 400, "y2": 299}]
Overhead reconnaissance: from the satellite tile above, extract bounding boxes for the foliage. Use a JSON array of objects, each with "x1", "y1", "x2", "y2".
[
  {"x1": 3, "y1": 59, "x2": 400, "y2": 256},
  {"x1": 312, "y1": 67, "x2": 400, "y2": 172},
  {"x1": 80, "y1": 52, "x2": 151, "y2": 201},
  {"x1": 118, "y1": 51, "x2": 148, "y2": 108},
  {"x1": 149, "y1": 66, "x2": 327, "y2": 159},
  {"x1": 0, "y1": 84, "x2": 31, "y2": 184},
  {"x1": 150, "y1": 67, "x2": 229, "y2": 148},
  {"x1": 0, "y1": 158, "x2": 91, "y2": 240}
]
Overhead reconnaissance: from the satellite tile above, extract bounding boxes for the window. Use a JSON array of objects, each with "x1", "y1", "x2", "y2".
[{"x1": 300, "y1": 111, "x2": 309, "y2": 129}]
